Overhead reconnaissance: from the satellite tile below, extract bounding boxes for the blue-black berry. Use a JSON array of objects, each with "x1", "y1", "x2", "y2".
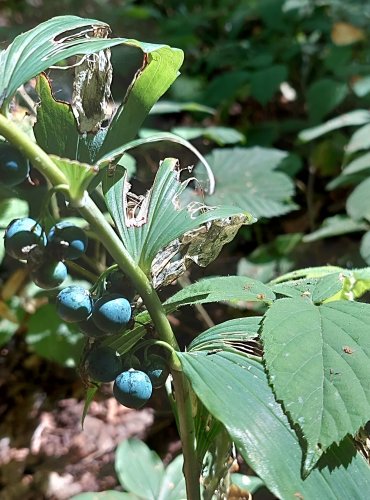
[
  {"x1": 4, "y1": 217, "x2": 46, "y2": 260},
  {"x1": 92, "y1": 293, "x2": 132, "y2": 333},
  {"x1": 56, "y1": 286, "x2": 93, "y2": 323},
  {"x1": 0, "y1": 143, "x2": 29, "y2": 187},
  {"x1": 143, "y1": 354, "x2": 169, "y2": 389},
  {"x1": 47, "y1": 221, "x2": 88, "y2": 260},
  {"x1": 113, "y1": 370, "x2": 153, "y2": 409},
  {"x1": 85, "y1": 346, "x2": 122, "y2": 383}
]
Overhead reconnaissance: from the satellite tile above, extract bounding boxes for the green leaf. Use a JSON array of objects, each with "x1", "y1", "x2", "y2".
[
  {"x1": 115, "y1": 438, "x2": 164, "y2": 499},
  {"x1": 231, "y1": 473, "x2": 264, "y2": 494},
  {"x1": 178, "y1": 350, "x2": 370, "y2": 499},
  {"x1": 340, "y1": 151, "x2": 370, "y2": 176},
  {"x1": 99, "y1": 45, "x2": 184, "y2": 157},
  {"x1": 81, "y1": 385, "x2": 99, "y2": 429},
  {"x1": 49, "y1": 155, "x2": 99, "y2": 202},
  {"x1": 34, "y1": 74, "x2": 79, "y2": 159},
  {"x1": 164, "y1": 276, "x2": 275, "y2": 312},
  {"x1": 261, "y1": 298, "x2": 370, "y2": 472},
  {"x1": 0, "y1": 16, "x2": 123, "y2": 108},
  {"x1": 250, "y1": 65, "x2": 288, "y2": 105},
  {"x1": 271, "y1": 273, "x2": 344, "y2": 303},
  {"x1": 307, "y1": 79, "x2": 347, "y2": 123},
  {"x1": 303, "y1": 215, "x2": 368, "y2": 242},
  {"x1": 188, "y1": 317, "x2": 261, "y2": 352},
  {"x1": 346, "y1": 177, "x2": 370, "y2": 222},
  {"x1": 347, "y1": 123, "x2": 370, "y2": 153},
  {"x1": 104, "y1": 158, "x2": 253, "y2": 274},
  {"x1": 171, "y1": 126, "x2": 245, "y2": 146},
  {"x1": 299, "y1": 110, "x2": 370, "y2": 142},
  {"x1": 26, "y1": 304, "x2": 84, "y2": 367},
  {"x1": 150, "y1": 101, "x2": 215, "y2": 115},
  {"x1": 158, "y1": 455, "x2": 186, "y2": 500},
  {"x1": 202, "y1": 147, "x2": 297, "y2": 218}
]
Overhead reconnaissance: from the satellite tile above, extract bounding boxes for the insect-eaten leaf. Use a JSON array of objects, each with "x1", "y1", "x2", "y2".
[{"x1": 104, "y1": 158, "x2": 255, "y2": 285}]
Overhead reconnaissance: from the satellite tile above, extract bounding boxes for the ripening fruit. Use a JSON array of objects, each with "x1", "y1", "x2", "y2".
[
  {"x1": 92, "y1": 293, "x2": 132, "y2": 333},
  {"x1": 113, "y1": 370, "x2": 153, "y2": 409},
  {"x1": 47, "y1": 221, "x2": 88, "y2": 260},
  {"x1": 78, "y1": 315, "x2": 107, "y2": 338},
  {"x1": 85, "y1": 346, "x2": 122, "y2": 383},
  {"x1": 143, "y1": 354, "x2": 169, "y2": 389},
  {"x1": 31, "y1": 259, "x2": 67, "y2": 289},
  {"x1": 56, "y1": 286, "x2": 93, "y2": 323},
  {"x1": 121, "y1": 354, "x2": 141, "y2": 371},
  {"x1": 0, "y1": 143, "x2": 30, "y2": 187},
  {"x1": 4, "y1": 217, "x2": 46, "y2": 260},
  {"x1": 106, "y1": 270, "x2": 136, "y2": 299}
]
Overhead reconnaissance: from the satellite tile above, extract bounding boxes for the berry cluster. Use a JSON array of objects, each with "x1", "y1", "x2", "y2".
[
  {"x1": 85, "y1": 345, "x2": 169, "y2": 409},
  {"x1": 4, "y1": 217, "x2": 88, "y2": 289}
]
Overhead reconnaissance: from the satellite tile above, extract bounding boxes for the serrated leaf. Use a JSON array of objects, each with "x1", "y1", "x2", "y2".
[
  {"x1": 303, "y1": 215, "x2": 368, "y2": 242},
  {"x1": 34, "y1": 74, "x2": 79, "y2": 159},
  {"x1": 104, "y1": 158, "x2": 252, "y2": 274},
  {"x1": 164, "y1": 276, "x2": 275, "y2": 313},
  {"x1": 178, "y1": 350, "x2": 370, "y2": 499},
  {"x1": 272, "y1": 273, "x2": 344, "y2": 303},
  {"x1": 346, "y1": 177, "x2": 370, "y2": 222},
  {"x1": 347, "y1": 123, "x2": 370, "y2": 153},
  {"x1": 261, "y1": 298, "x2": 370, "y2": 473},
  {"x1": 299, "y1": 110, "x2": 370, "y2": 142},
  {"x1": 115, "y1": 439, "x2": 164, "y2": 499},
  {"x1": 202, "y1": 147, "x2": 297, "y2": 218},
  {"x1": 188, "y1": 317, "x2": 261, "y2": 352}
]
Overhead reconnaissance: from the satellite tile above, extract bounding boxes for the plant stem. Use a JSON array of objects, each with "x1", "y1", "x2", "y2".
[{"x1": 0, "y1": 112, "x2": 200, "y2": 499}]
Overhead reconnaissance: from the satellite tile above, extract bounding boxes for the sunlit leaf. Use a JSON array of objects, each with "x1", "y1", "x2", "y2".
[
  {"x1": 347, "y1": 123, "x2": 370, "y2": 153},
  {"x1": 179, "y1": 350, "x2": 370, "y2": 499},
  {"x1": 346, "y1": 177, "x2": 370, "y2": 222},
  {"x1": 262, "y1": 298, "x2": 370, "y2": 473},
  {"x1": 202, "y1": 147, "x2": 297, "y2": 218},
  {"x1": 303, "y1": 215, "x2": 367, "y2": 242},
  {"x1": 299, "y1": 110, "x2": 370, "y2": 142}
]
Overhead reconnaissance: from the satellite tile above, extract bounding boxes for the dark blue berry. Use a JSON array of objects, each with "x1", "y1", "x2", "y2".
[
  {"x1": 78, "y1": 315, "x2": 107, "y2": 338},
  {"x1": 4, "y1": 217, "x2": 46, "y2": 260},
  {"x1": 31, "y1": 260, "x2": 67, "y2": 289},
  {"x1": 56, "y1": 286, "x2": 93, "y2": 323},
  {"x1": 0, "y1": 143, "x2": 29, "y2": 186},
  {"x1": 47, "y1": 221, "x2": 88, "y2": 260},
  {"x1": 143, "y1": 354, "x2": 169, "y2": 389},
  {"x1": 86, "y1": 346, "x2": 122, "y2": 383},
  {"x1": 92, "y1": 293, "x2": 132, "y2": 333},
  {"x1": 106, "y1": 270, "x2": 135, "y2": 299},
  {"x1": 113, "y1": 370, "x2": 153, "y2": 409}
]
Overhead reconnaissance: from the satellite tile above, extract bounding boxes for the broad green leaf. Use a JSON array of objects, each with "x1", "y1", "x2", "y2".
[
  {"x1": 360, "y1": 231, "x2": 370, "y2": 264},
  {"x1": 307, "y1": 79, "x2": 347, "y2": 122},
  {"x1": 164, "y1": 276, "x2": 275, "y2": 312},
  {"x1": 26, "y1": 304, "x2": 84, "y2": 367},
  {"x1": 115, "y1": 438, "x2": 164, "y2": 499},
  {"x1": 99, "y1": 45, "x2": 184, "y2": 157},
  {"x1": 202, "y1": 147, "x2": 297, "y2": 218},
  {"x1": 303, "y1": 215, "x2": 368, "y2": 242},
  {"x1": 34, "y1": 74, "x2": 79, "y2": 160},
  {"x1": 262, "y1": 298, "x2": 370, "y2": 472},
  {"x1": 347, "y1": 123, "x2": 370, "y2": 153},
  {"x1": 71, "y1": 493, "x2": 135, "y2": 500},
  {"x1": 158, "y1": 455, "x2": 186, "y2": 500},
  {"x1": 271, "y1": 273, "x2": 343, "y2": 303},
  {"x1": 346, "y1": 177, "x2": 370, "y2": 222},
  {"x1": 188, "y1": 317, "x2": 261, "y2": 352},
  {"x1": 250, "y1": 65, "x2": 288, "y2": 105},
  {"x1": 104, "y1": 158, "x2": 252, "y2": 274},
  {"x1": 179, "y1": 350, "x2": 370, "y2": 499},
  {"x1": 270, "y1": 265, "x2": 344, "y2": 285},
  {"x1": 299, "y1": 110, "x2": 370, "y2": 142},
  {"x1": 171, "y1": 126, "x2": 245, "y2": 146},
  {"x1": 0, "y1": 16, "x2": 124, "y2": 108}
]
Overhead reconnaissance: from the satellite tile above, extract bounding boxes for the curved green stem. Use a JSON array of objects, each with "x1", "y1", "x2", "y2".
[{"x1": 0, "y1": 112, "x2": 200, "y2": 500}]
